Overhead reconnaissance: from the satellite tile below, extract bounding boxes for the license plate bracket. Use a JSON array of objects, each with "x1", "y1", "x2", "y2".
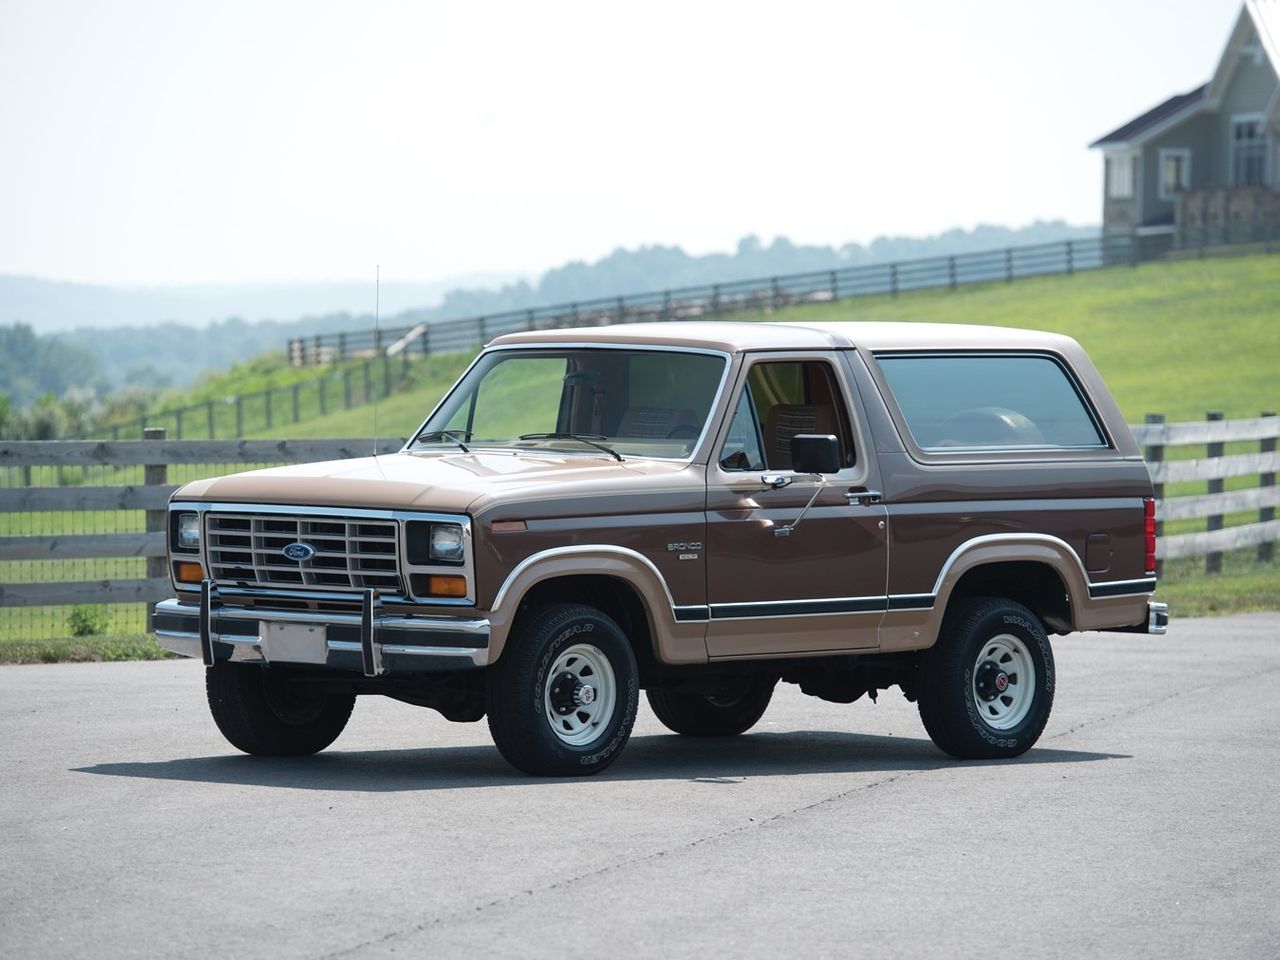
[{"x1": 261, "y1": 621, "x2": 328, "y2": 664}]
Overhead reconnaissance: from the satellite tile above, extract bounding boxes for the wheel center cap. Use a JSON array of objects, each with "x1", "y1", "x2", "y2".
[
  {"x1": 995, "y1": 672, "x2": 1009, "y2": 692},
  {"x1": 575, "y1": 684, "x2": 596, "y2": 707}
]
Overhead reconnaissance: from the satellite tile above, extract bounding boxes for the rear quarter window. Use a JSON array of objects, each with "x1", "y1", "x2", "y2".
[{"x1": 875, "y1": 353, "x2": 1106, "y2": 451}]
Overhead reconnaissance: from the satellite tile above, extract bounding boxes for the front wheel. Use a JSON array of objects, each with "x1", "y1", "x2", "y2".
[
  {"x1": 916, "y1": 597, "x2": 1055, "y2": 759},
  {"x1": 206, "y1": 663, "x2": 355, "y2": 756},
  {"x1": 485, "y1": 604, "x2": 639, "y2": 776},
  {"x1": 647, "y1": 677, "x2": 776, "y2": 736}
]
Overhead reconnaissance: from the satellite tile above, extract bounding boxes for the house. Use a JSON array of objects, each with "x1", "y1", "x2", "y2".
[{"x1": 1091, "y1": 0, "x2": 1280, "y2": 251}]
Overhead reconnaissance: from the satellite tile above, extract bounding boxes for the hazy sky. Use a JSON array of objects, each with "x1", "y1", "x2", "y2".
[{"x1": 0, "y1": 0, "x2": 1246, "y2": 287}]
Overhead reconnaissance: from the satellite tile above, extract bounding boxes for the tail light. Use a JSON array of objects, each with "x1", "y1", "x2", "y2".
[{"x1": 1143, "y1": 497, "x2": 1157, "y2": 576}]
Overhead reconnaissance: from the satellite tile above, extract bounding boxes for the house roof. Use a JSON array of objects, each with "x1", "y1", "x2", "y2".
[
  {"x1": 1089, "y1": 85, "x2": 1208, "y2": 147},
  {"x1": 1090, "y1": 0, "x2": 1280, "y2": 149}
]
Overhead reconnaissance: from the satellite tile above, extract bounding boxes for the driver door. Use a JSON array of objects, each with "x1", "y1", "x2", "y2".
[{"x1": 704, "y1": 353, "x2": 888, "y2": 658}]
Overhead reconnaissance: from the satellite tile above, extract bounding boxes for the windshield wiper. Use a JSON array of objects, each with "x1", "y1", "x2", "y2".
[
  {"x1": 517, "y1": 432, "x2": 624, "y2": 462},
  {"x1": 415, "y1": 429, "x2": 471, "y2": 452}
]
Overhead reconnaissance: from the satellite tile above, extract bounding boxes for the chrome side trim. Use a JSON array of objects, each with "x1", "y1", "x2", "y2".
[{"x1": 1087, "y1": 577, "x2": 1159, "y2": 599}]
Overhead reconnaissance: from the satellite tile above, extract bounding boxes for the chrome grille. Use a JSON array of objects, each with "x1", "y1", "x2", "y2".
[{"x1": 206, "y1": 512, "x2": 402, "y2": 595}]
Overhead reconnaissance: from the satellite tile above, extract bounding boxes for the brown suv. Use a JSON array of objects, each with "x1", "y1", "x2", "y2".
[{"x1": 157, "y1": 321, "x2": 1166, "y2": 775}]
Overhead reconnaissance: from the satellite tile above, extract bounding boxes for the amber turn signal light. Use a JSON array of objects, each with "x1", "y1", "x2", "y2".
[
  {"x1": 426, "y1": 575, "x2": 467, "y2": 598},
  {"x1": 174, "y1": 561, "x2": 205, "y2": 584}
]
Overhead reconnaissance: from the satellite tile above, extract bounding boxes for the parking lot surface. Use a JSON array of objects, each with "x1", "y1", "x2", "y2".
[{"x1": 2, "y1": 613, "x2": 1278, "y2": 959}]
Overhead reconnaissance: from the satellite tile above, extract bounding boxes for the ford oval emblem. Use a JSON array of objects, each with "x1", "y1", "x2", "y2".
[{"x1": 282, "y1": 541, "x2": 316, "y2": 562}]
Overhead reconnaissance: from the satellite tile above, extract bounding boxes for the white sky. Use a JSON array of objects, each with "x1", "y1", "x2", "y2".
[{"x1": 0, "y1": 0, "x2": 1245, "y2": 287}]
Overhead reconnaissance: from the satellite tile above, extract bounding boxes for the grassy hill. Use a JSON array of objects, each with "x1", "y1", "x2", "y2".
[{"x1": 246, "y1": 252, "x2": 1278, "y2": 440}]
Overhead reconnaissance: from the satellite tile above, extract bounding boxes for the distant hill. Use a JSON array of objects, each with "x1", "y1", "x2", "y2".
[
  {"x1": 0, "y1": 273, "x2": 520, "y2": 334},
  {"x1": 4, "y1": 222, "x2": 1099, "y2": 394}
]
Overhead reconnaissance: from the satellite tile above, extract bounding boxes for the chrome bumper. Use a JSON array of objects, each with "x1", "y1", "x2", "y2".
[
  {"x1": 154, "y1": 583, "x2": 489, "y2": 675},
  {"x1": 1146, "y1": 601, "x2": 1169, "y2": 635}
]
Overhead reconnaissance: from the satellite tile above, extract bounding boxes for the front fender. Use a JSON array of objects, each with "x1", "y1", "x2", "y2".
[{"x1": 484, "y1": 545, "x2": 708, "y2": 665}]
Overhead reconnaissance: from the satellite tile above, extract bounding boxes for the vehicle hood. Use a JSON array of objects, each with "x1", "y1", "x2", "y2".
[{"x1": 172, "y1": 450, "x2": 696, "y2": 516}]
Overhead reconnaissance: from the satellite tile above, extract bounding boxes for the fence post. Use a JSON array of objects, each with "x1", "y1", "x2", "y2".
[
  {"x1": 770, "y1": 277, "x2": 781, "y2": 311},
  {"x1": 313, "y1": 334, "x2": 323, "y2": 365},
  {"x1": 206, "y1": 400, "x2": 215, "y2": 439},
  {"x1": 382, "y1": 353, "x2": 391, "y2": 397},
  {"x1": 890, "y1": 263, "x2": 899, "y2": 298},
  {"x1": 343, "y1": 368, "x2": 353, "y2": 409},
  {"x1": 264, "y1": 389, "x2": 273, "y2": 430},
  {"x1": 662, "y1": 291, "x2": 672, "y2": 321},
  {"x1": 829, "y1": 270, "x2": 839, "y2": 301},
  {"x1": 1145, "y1": 414, "x2": 1165, "y2": 578},
  {"x1": 478, "y1": 317, "x2": 488, "y2": 342},
  {"x1": 947, "y1": 256, "x2": 957, "y2": 291},
  {"x1": 1066, "y1": 240, "x2": 1074, "y2": 276},
  {"x1": 291, "y1": 383, "x2": 301, "y2": 423},
  {"x1": 1206, "y1": 411, "x2": 1224, "y2": 574},
  {"x1": 710, "y1": 284, "x2": 721, "y2": 317},
  {"x1": 338, "y1": 332, "x2": 347, "y2": 361},
  {"x1": 234, "y1": 396, "x2": 243, "y2": 437},
  {"x1": 363, "y1": 361, "x2": 372, "y2": 403},
  {"x1": 1004, "y1": 248, "x2": 1013, "y2": 283},
  {"x1": 319, "y1": 377, "x2": 328, "y2": 417},
  {"x1": 615, "y1": 296, "x2": 625, "y2": 323},
  {"x1": 1261, "y1": 411, "x2": 1276, "y2": 562},
  {"x1": 143, "y1": 427, "x2": 167, "y2": 632},
  {"x1": 526, "y1": 309, "x2": 536, "y2": 331}
]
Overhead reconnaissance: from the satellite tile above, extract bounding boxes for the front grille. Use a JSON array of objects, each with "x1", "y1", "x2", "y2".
[{"x1": 206, "y1": 512, "x2": 403, "y2": 595}]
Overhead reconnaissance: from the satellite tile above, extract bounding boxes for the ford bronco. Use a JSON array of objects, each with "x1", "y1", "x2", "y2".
[{"x1": 156, "y1": 321, "x2": 1167, "y2": 775}]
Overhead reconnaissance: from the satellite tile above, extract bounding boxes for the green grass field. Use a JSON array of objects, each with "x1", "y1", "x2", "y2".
[{"x1": 3, "y1": 252, "x2": 1276, "y2": 661}]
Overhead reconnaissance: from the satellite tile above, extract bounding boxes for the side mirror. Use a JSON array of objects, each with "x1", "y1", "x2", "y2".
[{"x1": 790, "y1": 434, "x2": 840, "y2": 475}]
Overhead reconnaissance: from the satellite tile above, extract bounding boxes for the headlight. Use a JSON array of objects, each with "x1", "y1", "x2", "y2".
[
  {"x1": 429, "y1": 524, "x2": 465, "y2": 563},
  {"x1": 171, "y1": 511, "x2": 200, "y2": 552}
]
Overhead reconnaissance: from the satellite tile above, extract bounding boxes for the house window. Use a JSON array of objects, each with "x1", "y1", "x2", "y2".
[
  {"x1": 1106, "y1": 154, "x2": 1134, "y2": 198},
  {"x1": 1231, "y1": 115, "x2": 1268, "y2": 186},
  {"x1": 1158, "y1": 148, "x2": 1192, "y2": 201}
]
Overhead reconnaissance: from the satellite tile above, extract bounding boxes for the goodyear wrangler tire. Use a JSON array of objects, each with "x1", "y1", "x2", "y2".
[
  {"x1": 485, "y1": 603, "x2": 639, "y2": 776},
  {"x1": 647, "y1": 677, "x2": 776, "y2": 736},
  {"x1": 917, "y1": 597, "x2": 1055, "y2": 760},
  {"x1": 206, "y1": 663, "x2": 355, "y2": 756}
]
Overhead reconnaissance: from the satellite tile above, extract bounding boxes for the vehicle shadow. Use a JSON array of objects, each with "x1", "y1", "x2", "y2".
[{"x1": 73, "y1": 730, "x2": 1129, "y2": 793}]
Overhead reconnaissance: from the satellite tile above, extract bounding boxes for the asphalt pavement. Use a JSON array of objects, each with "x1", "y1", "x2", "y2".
[{"x1": 2, "y1": 613, "x2": 1278, "y2": 959}]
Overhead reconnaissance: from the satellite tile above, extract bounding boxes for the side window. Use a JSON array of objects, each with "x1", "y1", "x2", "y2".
[
  {"x1": 720, "y1": 360, "x2": 857, "y2": 471},
  {"x1": 875, "y1": 354, "x2": 1106, "y2": 450}
]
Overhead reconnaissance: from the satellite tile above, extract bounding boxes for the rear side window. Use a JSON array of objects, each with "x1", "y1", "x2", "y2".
[{"x1": 876, "y1": 354, "x2": 1105, "y2": 450}]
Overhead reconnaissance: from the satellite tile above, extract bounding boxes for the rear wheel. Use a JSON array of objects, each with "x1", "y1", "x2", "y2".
[
  {"x1": 647, "y1": 677, "x2": 776, "y2": 736},
  {"x1": 485, "y1": 604, "x2": 639, "y2": 776},
  {"x1": 206, "y1": 663, "x2": 355, "y2": 756},
  {"x1": 916, "y1": 597, "x2": 1055, "y2": 759}
]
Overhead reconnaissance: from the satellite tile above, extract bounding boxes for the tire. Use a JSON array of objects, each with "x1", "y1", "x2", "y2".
[
  {"x1": 916, "y1": 597, "x2": 1055, "y2": 760},
  {"x1": 206, "y1": 663, "x2": 355, "y2": 756},
  {"x1": 485, "y1": 603, "x2": 639, "y2": 776},
  {"x1": 647, "y1": 677, "x2": 776, "y2": 736}
]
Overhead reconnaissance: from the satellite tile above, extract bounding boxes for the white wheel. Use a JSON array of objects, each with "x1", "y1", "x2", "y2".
[
  {"x1": 542, "y1": 642, "x2": 618, "y2": 746},
  {"x1": 970, "y1": 633, "x2": 1037, "y2": 731}
]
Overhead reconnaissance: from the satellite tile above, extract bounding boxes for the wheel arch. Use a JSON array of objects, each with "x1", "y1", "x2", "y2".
[
  {"x1": 485, "y1": 546, "x2": 705, "y2": 667},
  {"x1": 932, "y1": 535, "x2": 1088, "y2": 636}
]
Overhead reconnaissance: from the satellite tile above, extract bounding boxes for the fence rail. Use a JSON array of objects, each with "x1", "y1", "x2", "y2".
[
  {"x1": 1, "y1": 414, "x2": 1275, "y2": 635},
  {"x1": 288, "y1": 227, "x2": 1280, "y2": 366}
]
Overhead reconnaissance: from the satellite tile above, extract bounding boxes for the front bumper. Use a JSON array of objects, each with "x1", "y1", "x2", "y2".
[{"x1": 154, "y1": 583, "x2": 489, "y2": 675}]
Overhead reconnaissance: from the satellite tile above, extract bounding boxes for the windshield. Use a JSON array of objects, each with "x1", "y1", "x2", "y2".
[{"x1": 412, "y1": 348, "x2": 727, "y2": 459}]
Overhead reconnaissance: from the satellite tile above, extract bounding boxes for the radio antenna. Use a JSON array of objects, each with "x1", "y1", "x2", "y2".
[{"x1": 372, "y1": 264, "x2": 380, "y2": 459}]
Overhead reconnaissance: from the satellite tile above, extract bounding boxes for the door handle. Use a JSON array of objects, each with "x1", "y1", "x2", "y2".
[
  {"x1": 761, "y1": 473, "x2": 793, "y2": 489},
  {"x1": 846, "y1": 489, "x2": 883, "y2": 506}
]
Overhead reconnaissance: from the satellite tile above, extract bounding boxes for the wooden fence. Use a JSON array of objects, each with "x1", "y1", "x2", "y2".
[
  {"x1": 1, "y1": 414, "x2": 1276, "y2": 633},
  {"x1": 1131, "y1": 411, "x2": 1278, "y2": 571},
  {"x1": 0, "y1": 431, "x2": 402, "y2": 629}
]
